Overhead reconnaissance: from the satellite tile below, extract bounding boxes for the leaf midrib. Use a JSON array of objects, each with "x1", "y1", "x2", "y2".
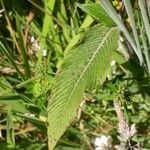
[{"x1": 56, "y1": 27, "x2": 116, "y2": 124}]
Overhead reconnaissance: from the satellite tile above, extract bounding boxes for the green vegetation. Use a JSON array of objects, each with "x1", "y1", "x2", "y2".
[{"x1": 0, "y1": 0, "x2": 150, "y2": 150}]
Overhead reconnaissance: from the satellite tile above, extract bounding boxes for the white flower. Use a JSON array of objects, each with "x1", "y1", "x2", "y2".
[
  {"x1": 31, "y1": 36, "x2": 35, "y2": 43},
  {"x1": 43, "y1": 49, "x2": 47, "y2": 56},
  {"x1": 95, "y1": 137, "x2": 103, "y2": 147},
  {"x1": 111, "y1": 60, "x2": 116, "y2": 66},
  {"x1": 94, "y1": 135, "x2": 112, "y2": 150}
]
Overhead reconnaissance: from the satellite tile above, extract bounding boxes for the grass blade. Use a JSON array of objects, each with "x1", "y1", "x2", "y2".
[
  {"x1": 0, "y1": 42, "x2": 25, "y2": 80},
  {"x1": 65, "y1": 15, "x2": 94, "y2": 52},
  {"x1": 146, "y1": 0, "x2": 150, "y2": 19},
  {"x1": 7, "y1": 108, "x2": 15, "y2": 148},
  {"x1": 100, "y1": 0, "x2": 143, "y2": 64},
  {"x1": 140, "y1": 27, "x2": 150, "y2": 74},
  {"x1": 122, "y1": 0, "x2": 143, "y2": 63},
  {"x1": 16, "y1": 14, "x2": 31, "y2": 79},
  {"x1": 139, "y1": 0, "x2": 150, "y2": 73}
]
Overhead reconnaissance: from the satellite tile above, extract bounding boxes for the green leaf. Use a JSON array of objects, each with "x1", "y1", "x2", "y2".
[
  {"x1": 16, "y1": 14, "x2": 31, "y2": 79},
  {"x1": 7, "y1": 107, "x2": 15, "y2": 148},
  {"x1": 123, "y1": 0, "x2": 142, "y2": 62},
  {"x1": 0, "y1": 41, "x2": 25, "y2": 81},
  {"x1": 47, "y1": 24, "x2": 119, "y2": 149},
  {"x1": 139, "y1": 0, "x2": 150, "y2": 74},
  {"x1": 13, "y1": 112, "x2": 47, "y2": 133},
  {"x1": 100, "y1": 0, "x2": 144, "y2": 65},
  {"x1": 77, "y1": 2, "x2": 115, "y2": 27}
]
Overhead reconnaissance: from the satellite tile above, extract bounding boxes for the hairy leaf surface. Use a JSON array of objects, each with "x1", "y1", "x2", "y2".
[
  {"x1": 47, "y1": 24, "x2": 119, "y2": 149},
  {"x1": 77, "y1": 2, "x2": 115, "y2": 27}
]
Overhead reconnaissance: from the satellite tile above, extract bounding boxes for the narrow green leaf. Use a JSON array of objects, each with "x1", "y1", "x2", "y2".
[
  {"x1": 16, "y1": 14, "x2": 31, "y2": 79},
  {"x1": 38, "y1": 0, "x2": 56, "y2": 62},
  {"x1": 26, "y1": 0, "x2": 74, "y2": 31},
  {"x1": 13, "y1": 112, "x2": 47, "y2": 133},
  {"x1": 123, "y1": 0, "x2": 143, "y2": 63},
  {"x1": 0, "y1": 41, "x2": 25, "y2": 80},
  {"x1": 140, "y1": 27, "x2": 150, "y2": 74},
  {"x1": 100, "y1": 0, "x2": 144, "y2": 64},
  {"x1": 57, "y1": 0, "x2": 71, "y2": 42},
  {"x1": 47, "y1": 24, "x2": 119, "y2": 149},
  {"x1": 146, "y1": 0, "x2": 150, "y2": 20},
  {"x1": 113, "y1": 51, "x2": 127, "y2": 64},
  {"x1": 7, "y1": 107, "x2": 15, "y2": 148},
  {"x1": 139, "y1": 0, "x2": 150, "y2": 74},
  {"x1": 65, "y1": 15, "x2": 94, "y2": 52}
]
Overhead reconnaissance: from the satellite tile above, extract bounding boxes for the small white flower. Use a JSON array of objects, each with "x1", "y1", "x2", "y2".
[
  {"x1": 95, "y1": 137, "x2": 103, "y2": 147},
  {"x1": 111, "y1": 60, "x2": 116, "y2": 66},
  {"x1": 94, "y1": 135, "x2": 112, "y2": 150},
  {"x1": 31, "y1": 36, "x2": 35, "y2": 43},
  {"x1": 43, "y1": 49, "x2": 47, "y2": 57}
]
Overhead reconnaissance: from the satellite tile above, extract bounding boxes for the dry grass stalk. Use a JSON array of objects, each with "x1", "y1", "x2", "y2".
[{"x1": 114, "y1": 100, "x2": 130, "y2": 139}]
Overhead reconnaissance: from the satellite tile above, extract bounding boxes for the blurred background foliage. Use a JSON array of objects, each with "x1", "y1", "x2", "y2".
[{"x1": 0, "y1": 0, "x2": 150, "y2": 149}]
